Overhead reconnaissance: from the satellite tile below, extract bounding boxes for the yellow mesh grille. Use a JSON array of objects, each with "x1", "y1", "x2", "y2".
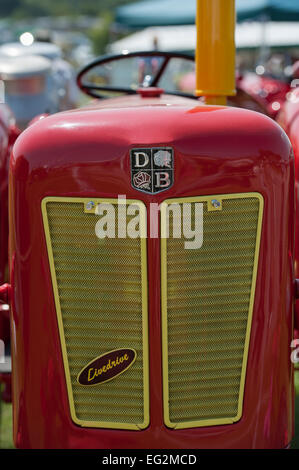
[
  {"x1": 42, "y1": 198, "x2": 149, "y2": 430},
  {"x1": 161, "y1": 194, "x2": 263, "y2": 429}
]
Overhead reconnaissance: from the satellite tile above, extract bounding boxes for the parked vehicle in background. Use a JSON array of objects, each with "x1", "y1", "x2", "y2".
[
  {"x1": 0, "y1": 55, "x2": 55, "y2": 130},
  {"x1": 178, "y1": 65, "x2": 292, "y2": 119},
  {"x1": 0, "y1": 41, "x2": 79, "y2": 123}
]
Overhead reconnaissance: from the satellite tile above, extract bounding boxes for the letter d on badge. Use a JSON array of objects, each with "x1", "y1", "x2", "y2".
[{"x1": 134, "y1": 152, "x2": 149, "y2": 168}]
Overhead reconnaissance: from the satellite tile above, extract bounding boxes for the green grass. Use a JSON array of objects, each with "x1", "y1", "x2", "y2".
[
  {"x1": 292, "y1": 369, "x2": 299, "y2": 449},
  {"x1": 0, "y1": 372, "x2": 299, "y2": 449},
  {"x1": 0, "y1": 385, "x2": 14, "y2": 449}
]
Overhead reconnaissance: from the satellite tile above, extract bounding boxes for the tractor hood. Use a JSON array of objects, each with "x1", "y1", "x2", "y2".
[{"x1": 13, "y1": 96, "x2": 290, "y2": 178}]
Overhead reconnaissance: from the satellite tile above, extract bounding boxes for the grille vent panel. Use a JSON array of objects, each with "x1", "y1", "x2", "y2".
[
  {"x1": 42, "y1": 198, "x2": 149, "y2": 430},
  {"x1": 161, "y1": 194, "x2": 263, "y2": 429}
]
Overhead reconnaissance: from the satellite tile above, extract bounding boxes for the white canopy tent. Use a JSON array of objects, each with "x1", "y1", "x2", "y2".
[{"x1": 109, "y1": 22, "x2": 299, "y2": 53}]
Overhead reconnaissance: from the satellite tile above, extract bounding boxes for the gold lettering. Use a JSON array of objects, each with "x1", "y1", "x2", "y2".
[
  {"x1": 88, "y1": 368, "x2": 96, "y2": 382},
  {"x1": 86, "y1": 354, "x2": 131, "y2": 382}
]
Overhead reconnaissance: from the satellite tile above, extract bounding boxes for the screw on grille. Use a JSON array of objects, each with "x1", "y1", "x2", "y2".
[
  {"x1": 86, "y1": 201, "x2": 95, "y2": 211},
  {"x1": 211, "y1": 199, "x2": 221, "y2": 209}
]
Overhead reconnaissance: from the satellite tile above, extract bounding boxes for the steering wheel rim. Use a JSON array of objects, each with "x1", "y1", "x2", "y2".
[
  {"x1": 76, "y1": 50, "x2": 195, "y2": 99},
  {"x1": 76, "y1": 50, "x2": 270, "y2": 115}
]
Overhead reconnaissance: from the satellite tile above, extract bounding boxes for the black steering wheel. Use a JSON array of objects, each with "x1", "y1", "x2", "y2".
[
  {"x1": 77, "y1": 50, "x2": 269, "y2": 115},
  {"x1": 77, "y1": 50, "x2": 196, "y2": 100}
]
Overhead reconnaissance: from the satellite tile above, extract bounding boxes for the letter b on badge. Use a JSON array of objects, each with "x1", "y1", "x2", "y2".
[{"x1": 155, "y1": 172, "x2": 171, "y2": 188}]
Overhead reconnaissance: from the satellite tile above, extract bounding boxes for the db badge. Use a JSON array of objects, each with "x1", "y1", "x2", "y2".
[{"x1": 130, "y1": 147, "x2": 174, "y2": 194}]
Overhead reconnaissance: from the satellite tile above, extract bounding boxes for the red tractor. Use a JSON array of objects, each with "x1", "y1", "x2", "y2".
[{"x1": 0, "y1": 0, "x2": 298, "y2": 448}]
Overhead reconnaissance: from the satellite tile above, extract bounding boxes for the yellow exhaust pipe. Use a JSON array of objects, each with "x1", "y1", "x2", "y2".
[{"x1": 195, "y1": 0, "x2": 236, "y2": 105}]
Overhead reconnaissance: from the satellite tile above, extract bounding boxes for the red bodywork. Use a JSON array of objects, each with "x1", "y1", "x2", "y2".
[
  {"x1": 9, "y1": 94, "x2": 295, "y2": 448},
  {"x1": 238, "y1": 73, "x2": 290, "y2": 119},
  {"x1": 0, "y1": 104, "x2": 19, "y2": 345}
]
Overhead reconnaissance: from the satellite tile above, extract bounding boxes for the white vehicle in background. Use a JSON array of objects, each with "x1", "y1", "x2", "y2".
[
  {"x1": 0, "y1": 41, "x2": 78, "y2": 128},
  {"x1": 0, "y1": 41, "x2": 62, "y2": 61},
  {"x1": 0, "y1": 55, "x2": 53, "y2": 129}
]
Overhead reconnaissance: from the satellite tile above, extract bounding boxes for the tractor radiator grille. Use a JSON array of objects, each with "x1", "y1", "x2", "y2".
[
  {"x1": 42, "y1": 197, "x2": 149, "y2": 430},
  {"x1": 161, "y1": 194, "x2": 263, "y2": 429}
]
